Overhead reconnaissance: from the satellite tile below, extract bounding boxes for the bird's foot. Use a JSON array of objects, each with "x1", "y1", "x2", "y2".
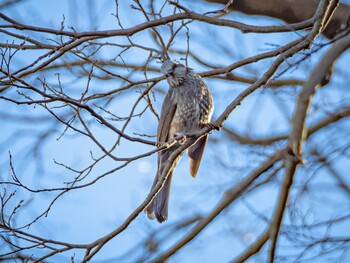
[{"x1": 174, "y1": 132, "x2": 187, "y2": 145}]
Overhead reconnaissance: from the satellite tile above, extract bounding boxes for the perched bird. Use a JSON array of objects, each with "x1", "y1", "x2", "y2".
[{"x1": 146, "y1": 60, "x2": 214, "y2": 223}]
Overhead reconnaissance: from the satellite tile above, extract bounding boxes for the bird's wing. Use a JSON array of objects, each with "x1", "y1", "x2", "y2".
[
  {"x1": 146, "y1": 91, "x2": 177, "y2": 221},
  {"x1": 157, "y1": 91, "x2": 177, "y2": 143},
  {"x1": 146, "y1": 91, "x2": 177, "y2": 222}
]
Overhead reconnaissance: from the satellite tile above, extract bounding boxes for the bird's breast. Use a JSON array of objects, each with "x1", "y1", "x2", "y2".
[{"x1": 170, "y1": 88, "x2": 212, "y2": 134}]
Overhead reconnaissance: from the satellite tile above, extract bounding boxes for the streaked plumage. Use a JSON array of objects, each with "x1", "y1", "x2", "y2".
[{"x1": 146, "y1": 60, "x2": 214, "y2": 223}]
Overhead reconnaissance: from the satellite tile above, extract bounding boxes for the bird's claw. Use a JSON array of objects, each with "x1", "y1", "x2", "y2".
[{"x1": 174, "y1": 132, "x2": 187, "y2": 145}]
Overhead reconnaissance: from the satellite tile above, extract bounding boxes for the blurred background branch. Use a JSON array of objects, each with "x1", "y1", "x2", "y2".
[{"x1": 1, "y1": 0, "x2": 350, "y2": 262}]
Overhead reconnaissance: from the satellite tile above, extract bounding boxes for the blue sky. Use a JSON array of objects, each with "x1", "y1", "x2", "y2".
[{"x1": 1, "y1": 0, "x2": 350, "y2": 262}]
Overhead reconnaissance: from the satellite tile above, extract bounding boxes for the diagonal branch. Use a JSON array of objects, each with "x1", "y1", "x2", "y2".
[
  {"x1": 0, "y1": 7, "x2": 314, "y2": 39},
  {"x1": 268, "y1": 3, "x2": 350, "y2": 262}
]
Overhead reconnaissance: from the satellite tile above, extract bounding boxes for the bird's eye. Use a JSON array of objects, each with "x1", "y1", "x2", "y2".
[{"x1": 166, "y1": 64, "x2": 176, "y2": 75}]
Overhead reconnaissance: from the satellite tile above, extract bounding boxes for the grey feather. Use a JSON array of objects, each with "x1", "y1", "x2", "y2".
[{"x1": 146, "y1": 60, "x2": 214, "y2": 223}]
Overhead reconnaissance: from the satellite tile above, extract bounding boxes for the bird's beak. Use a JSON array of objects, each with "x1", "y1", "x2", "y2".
[{"x1": 165, "y1": 69, "x2": 174, "y2": 77}]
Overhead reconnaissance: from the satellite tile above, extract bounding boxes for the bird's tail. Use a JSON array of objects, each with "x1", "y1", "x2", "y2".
[
  {"x1": 188, "y1": 134, "x2": 208, "y2": 178},
  {"x1": 146, "y1": 171, "x2": 173, "y2": 223}
]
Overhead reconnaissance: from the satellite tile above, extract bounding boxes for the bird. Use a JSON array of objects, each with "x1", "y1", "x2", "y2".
[{"x1": 145, "y1": 60, "x2": 214, "y2": 223}]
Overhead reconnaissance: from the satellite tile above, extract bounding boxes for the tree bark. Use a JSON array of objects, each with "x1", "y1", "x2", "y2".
[{"x1": 206, "y1": 0, "x2": 350, "y2": 39}]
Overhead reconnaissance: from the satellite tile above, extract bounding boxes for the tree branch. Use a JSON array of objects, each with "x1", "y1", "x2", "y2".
[
  {"x1": 206, "y1": 0, "x2": 349, "y2": 39},
  {"x1": 268, "y1": 4, "x2": 350, "y2": 261}
]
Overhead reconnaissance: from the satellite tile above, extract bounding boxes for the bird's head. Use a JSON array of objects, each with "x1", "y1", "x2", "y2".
[{"x1": 161, "y1": 60, "x2": 192, "y2": 87}]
